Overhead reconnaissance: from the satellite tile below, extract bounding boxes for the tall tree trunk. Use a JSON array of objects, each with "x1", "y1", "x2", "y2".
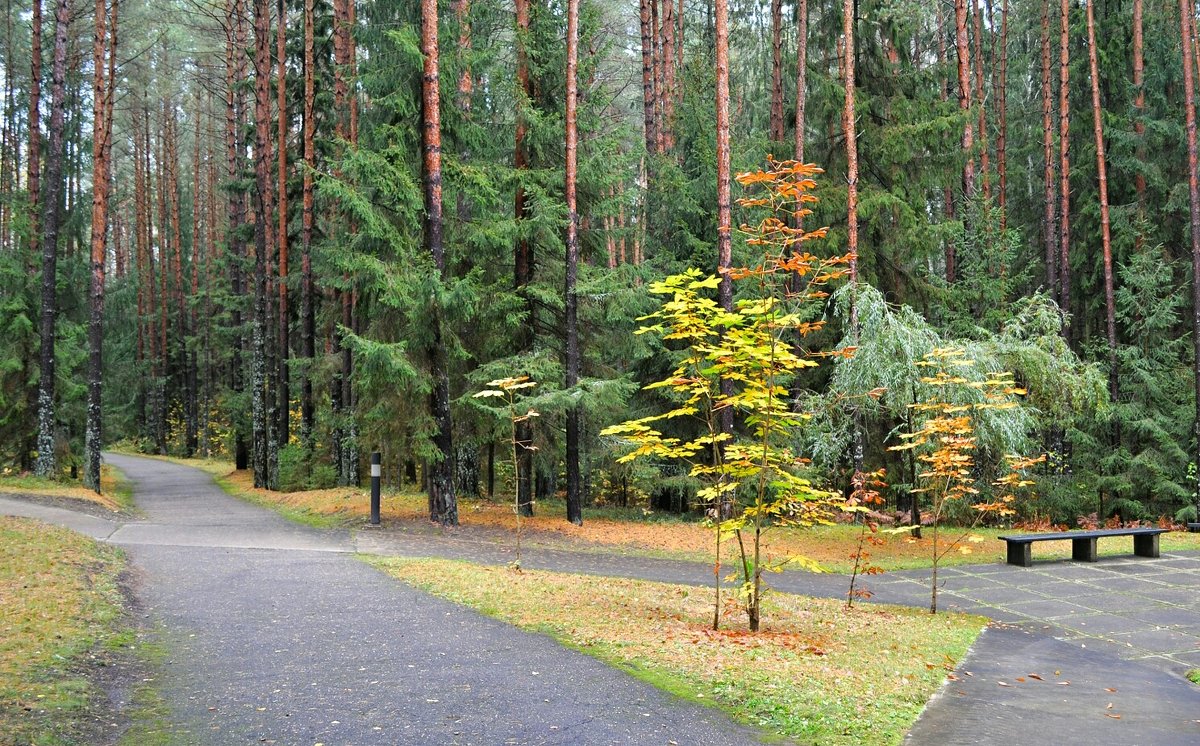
[
  {"x1": 251, "y1": 0, "x2": 272, "y2": 487},
  {"x1": 938, "y1": 4, "x2": 956, "y2": 282},
  {"x1": 514, "y1": 0, "x2": 534, "y2": 517},
  {"x1": 661, "y1": 0, "x2": 676, "y2": 151},
  {"x1": 564, "y1": 0, "x2": 582, "y2": 526},
  {"x1": 33, "y1": 0, "x2": 71, "y2": 478},
  {"x1": 421, "y1": 0, "x2": 457, "y2": 526},
  {"x1": 85, "y1": 0, "x2": 117, "y2": 492},
  {"x1": 330, "y1": 0, "x2": 348, "y2": 482},
  {"x1": 28, "y1": 0, "x2": 41, "y2": 263},
  {"x1": 1085, "y1": 0, "x2": 1116, "y2": 395},
  {"x1": 1058, "y1": 0, "x2": 1072, "y2": 338},
  {"x1": 1041, "y1": 0, "x2": 1058, "y2": 298},
  {"x1": 1178, "y1": 0, "x2": 1200, "y2": 516},
  {"x1": 794, "y1": 0, "x2": 808, "y2": 168},
  {"x1": 972, "y1": 0, "x2": 989, "y2": 199},
  {"x1": 166, "y1": 108, "x2": 190, "y2": 456},
  {"x1": 843, "y1": 0, "x2": 862, "y2": 474},
  {"x1": 652, "y1": 0, "x2": 663, "y2": 153},
  {"x1": 301, "y1": 0, "x2": 315, "y2": 449},
  {"x1": 715, "y1": 0, "x2": 733, "y2": 442},
  {"x1": 276, "y1": 0, "x2": 289, "y2": 450},
  {"x1": 769, "y1": 0, "x2": 784, "y2": 142},
  {"x1": 639, "y1": 0, "x2": 657, "y2": 157},
  {"x1": 455, "y1": 0, "x2": 472, "y2": 222},
  {"x1": 954, "y1": 0, "x2": 975, "y2": 203},
  {"x1": 1133, "y1": 0, "x2": 1146, "y2": 235},
  {"x1": 189, "y1": 99, "x2": 202, "y2": 458},
  {"x1": 997, "y1": 0, "x2": 1008, "y2": 228},
  {"x1": 226, "y1": 0, "x2": 249, "y2": 469}
]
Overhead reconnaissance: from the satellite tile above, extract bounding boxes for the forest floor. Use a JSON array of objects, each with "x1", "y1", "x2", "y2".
[
  {"x1": 0, "y1": 515, "x2": 139, "y2": 744},
  {"x1": 0, "y1": 463, "x2": 136, "y2": 516},
  {"x1": 134, "y1": 453, "x2": 1200, "y2": 574}
]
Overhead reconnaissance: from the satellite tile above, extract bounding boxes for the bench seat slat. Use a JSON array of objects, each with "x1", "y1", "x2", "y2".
[
  {"x1": 999, "y1": 528, "x2": 1167, "y2": 543},
  {"x1": 997, "y1": 528, "x2": 1167, "y2": 566}
]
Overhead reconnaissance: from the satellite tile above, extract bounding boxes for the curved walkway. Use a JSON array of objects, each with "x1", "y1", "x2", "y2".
[
  {"x1": 5, "y1": 454, "x2": 1200, "y2": 744},
  {"x1": 58, "y1": 454, "x2": 771, "y2": 745}
]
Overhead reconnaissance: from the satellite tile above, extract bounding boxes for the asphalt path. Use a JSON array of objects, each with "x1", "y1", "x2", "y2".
[
  {"x1": 5, "y1": 453, "x2": 1200, "y2": 744},
  {"x1": 94, "y1": 453, "x2": 771, "y2": 745}
]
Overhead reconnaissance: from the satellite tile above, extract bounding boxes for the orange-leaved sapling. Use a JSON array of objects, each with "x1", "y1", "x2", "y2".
[
  {"x1": 888, "y1": 348, "x2": 1044, "y2": 613},
  {"x1": 602, "y1": 159, "x2": 850, "y2": 631}
]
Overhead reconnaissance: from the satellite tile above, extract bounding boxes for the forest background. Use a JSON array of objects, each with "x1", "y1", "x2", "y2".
[{"x1": 1, "y1": 0, "x2": 1198, "y2": 530}]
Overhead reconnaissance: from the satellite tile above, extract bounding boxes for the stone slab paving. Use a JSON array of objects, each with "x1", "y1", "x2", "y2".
[{"x1": 883, "y1": 554, "x2": 1200, "y2": 672}]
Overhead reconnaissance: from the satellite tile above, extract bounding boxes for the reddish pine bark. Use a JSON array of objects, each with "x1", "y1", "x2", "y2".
[
  {"x1": 997, "y1": 0, "x2": 1008, "y2": 228},
  {"x1": 769, "y1": 0, "x2": 784, "y2": 143},
  {"x1": 301, "y1": 0, "x2": 315, "y2": 445},
  {"x1": 954, "y1": 0, "x2": 975, "y2": 201},
  {"x1": 276, "y1": 0, "x2": 289, "y2": 448},
  {"x1": 972, "y1": 0, "x2": 989, "y2": 199},
  {"x1": 1178, "y1": 0, "x2": 1200, "y2": 511},
  {"x1": 1133, "y1": 0, "x2": 1145, "y2": 226},
  {"x1": 421, "y1": 0, "x2": 457, "y2": 526},
  {"x1": 564, "y1": 0, "x2": 581, "y2": 526},
  {"x1": 251, "y1": 0, "x2": 272, "y2": 486},
  {"x1": 1058, "y1": 0, "x2": 1072, "y2": 336},
  {"x1": 225, "y1": 0, "x2": 249, "y2": 469},
  {"x1": 513, "y1": 0, "x2": 534, "y2": 516},
  {"x1": 661, "y1": 0, "x2": 676, "y2": 151},
  {"x1": 1085, "y1": 0, "x2": 1116, "y2": 391},
  {"x1": 938, "y1": 3, "x2": 956, "y2": 281},
  {"x1": 715, "y1": 0, "x2": 731, "y2": 315},
  {"x1": 1041, "y1": 0, "x2": 1058, "y2": 298},
  {"x1": 639, "y1": 0, "x2": 656, "y2": 156},
  {"x1": 85, "y1": 0, "x2": 117, "y2": 491},
  {"x1": 28, "y1": 0, "x2": 41, "y2": 263}
]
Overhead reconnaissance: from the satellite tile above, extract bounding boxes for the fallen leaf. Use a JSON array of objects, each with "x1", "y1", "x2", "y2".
[
  {"x1": 1104, "y1": 687, "x2": 1117, "y2": 693},
  {"x1": 1105, "y1": 713, "x2": 1122, "y2": 720},
  {"x1": 1016, "y1": 677, "x2": 1026, "y2": 683},
  {"x1": 998, "y1": 681, "x2": 1012, "y2": 687},
  {"x1": 1057, "y1": 681, "x2": 1071, "y2": 686},
  {"x1": 1028, "y1": 673, "x2": 1044, "y2": 681},
  {"x1": 1106, "y1": 703, "x2": 1114, "y2": 710}
]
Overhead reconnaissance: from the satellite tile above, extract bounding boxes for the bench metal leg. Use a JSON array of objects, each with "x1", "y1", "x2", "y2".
[
  {"x1": 1072, "y1": 537, "x2": 1098, "y2": 562},
  {"x1": 1007, "y1": 542, "x2": 1032, "y2": 567},
  {"x1": 1134, "y1": 533, "x2": 1160, "y2": 558}
]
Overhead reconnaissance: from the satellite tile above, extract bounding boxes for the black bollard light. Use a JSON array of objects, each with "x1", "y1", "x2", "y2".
[{"x1": 370, "y1": 451, "x2": 381, "y2": 526}]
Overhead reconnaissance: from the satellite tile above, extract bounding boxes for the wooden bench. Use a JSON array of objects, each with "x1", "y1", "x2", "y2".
[{"x1": 998, "y1": 528, "x2": 1169, "y2": 567}]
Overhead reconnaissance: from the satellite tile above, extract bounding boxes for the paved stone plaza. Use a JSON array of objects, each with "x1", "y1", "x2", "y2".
[{"x1": 863, "y1": 553, "x2": 1200, "y2": 672}]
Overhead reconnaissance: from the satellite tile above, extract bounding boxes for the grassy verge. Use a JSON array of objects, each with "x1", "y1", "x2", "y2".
[
  {"x1": 369, "y1": 556, "x2": 984, "y2": 745},
  {"x1": 113, "y1": 453, "x2": 1200, "y2": 572},
  {"x1": 0, "y1": 516, "x2": 133, "y2": 743},
  {"x1": 0, "y1": 463, "x2": 135, "y2": 514}
]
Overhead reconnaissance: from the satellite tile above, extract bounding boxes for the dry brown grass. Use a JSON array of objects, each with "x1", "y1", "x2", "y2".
[
  {"x1": 0, "y1": 465, "x2": 130, "y2": 513},
  {"x1": 0, "y1": 517, "x2": 126, "y2": 741},
  {"x1": 374, "y1": 557, "x2": 985, "y2": 745}
]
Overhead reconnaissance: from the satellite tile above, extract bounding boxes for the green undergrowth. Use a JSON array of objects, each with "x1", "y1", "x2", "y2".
[{"x1": 369, "y1": 556, "x2": 984, "y2": 745}]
